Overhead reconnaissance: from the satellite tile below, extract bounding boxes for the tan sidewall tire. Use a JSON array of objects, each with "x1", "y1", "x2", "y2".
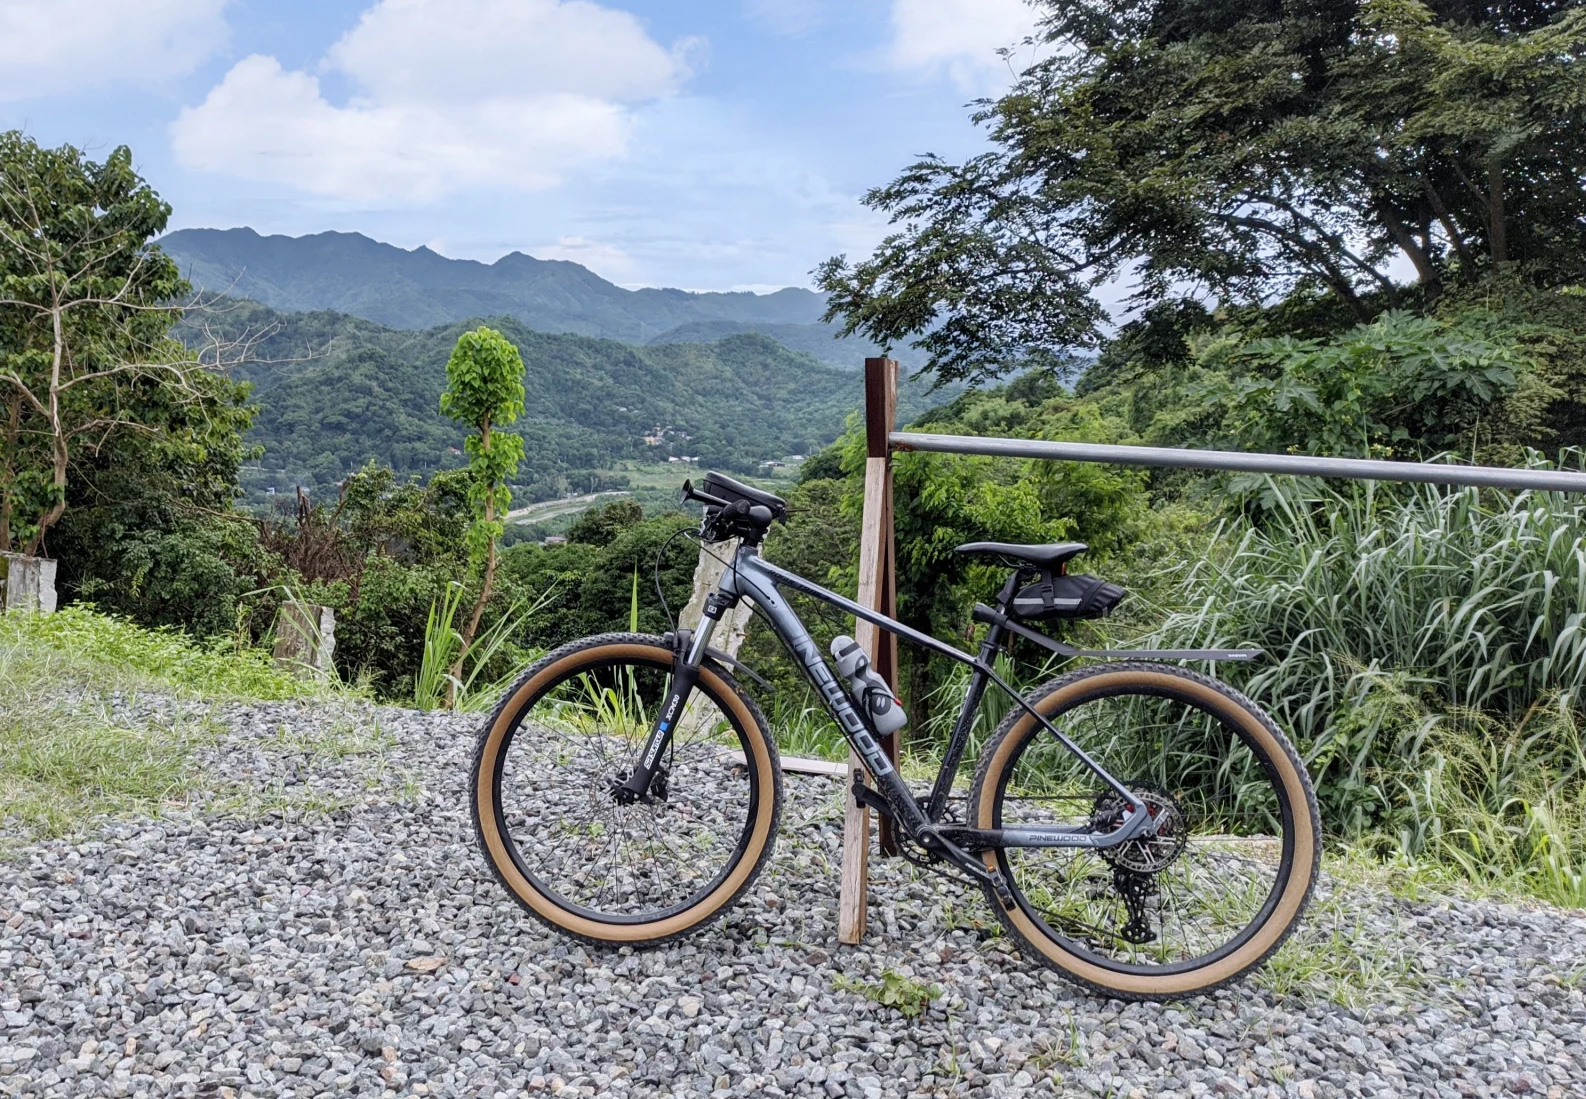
[
  {"x1": 969, "y1": 663, "x2": 1320, "y2": 1000},
  {"x1": 472, "y1": 634, "x2": 782, "y2": 946}
]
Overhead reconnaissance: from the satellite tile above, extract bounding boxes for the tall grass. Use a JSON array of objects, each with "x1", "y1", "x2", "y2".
[
  {"x1": 412, "y1": 582, "x2": 553, "y2": 712},
  {"x1": 1131, "y1": 465, "x2": 1586, "y2": 902},
  {"x1": 1146, "y1": 474, "x2": 1586, "y2": 818},
  {"x1": 1393, "y1": 698, "x2": 1586, "y2": 906}
]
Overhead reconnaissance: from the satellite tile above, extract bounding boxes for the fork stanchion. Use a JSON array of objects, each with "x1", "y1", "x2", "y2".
[{"x1": 839, "y1": 356, "x2": 900, "y2": 945}]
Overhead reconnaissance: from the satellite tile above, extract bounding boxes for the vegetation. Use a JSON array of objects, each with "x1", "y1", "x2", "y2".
[
  {"x1": 440, "y1": 326, "x2": 526, "y2": 684},
  {"x1": 817, "y1": 0, "x2": 1586, "y2": 384},
  {"x1": 0, "y1": 132, "x2": 252, "y2": 555},
  {"x1": 0, "y1": 605, "x2": 315, "y2": 837},
  {"x1": 8, "y1": 0, "x2": 1586, "y2": 915},
  {"x1": 832, "y1": 969, "x2": 942, "y2": 1019},
  {"x1": 211, "y1": 301, "x2": 948, "y2": 505}
]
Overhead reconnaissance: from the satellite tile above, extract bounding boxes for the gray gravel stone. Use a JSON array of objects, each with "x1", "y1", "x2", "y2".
[{"x1": 1, "y1": 696, "x2": 1584, "y2": 1098}]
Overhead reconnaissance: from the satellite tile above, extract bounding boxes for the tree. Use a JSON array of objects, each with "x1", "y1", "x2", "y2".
[
  {"x1": 440, "y1": 326, "x2": 525, "y2": 697},
  {"x1": 817, "y1": 0, "x2": 1586, "y2": 385},
  {"x1": 0, "y1": 132, "x2": 227, "y2": 555}
]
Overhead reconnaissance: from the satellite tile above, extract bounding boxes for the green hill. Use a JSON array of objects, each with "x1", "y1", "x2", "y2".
[
  {"x1": 646, "y1": 319, "x2": 900, "y2": 370},
  {"x1": 216, "y1": 302, "x2": 947, "y2": 505}
]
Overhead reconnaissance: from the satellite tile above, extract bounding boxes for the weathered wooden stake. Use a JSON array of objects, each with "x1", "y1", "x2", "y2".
[
  {"x1": 838, "y1": 356, "x2": 899, "y2": 945},
  {"x1": 678, "y1": 536, "x2": 754, "y2": 736}
]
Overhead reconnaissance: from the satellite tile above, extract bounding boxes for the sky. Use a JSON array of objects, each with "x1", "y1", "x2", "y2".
[{"x1": 0, "y1": 0, "x2": 1045, "y2": 293}]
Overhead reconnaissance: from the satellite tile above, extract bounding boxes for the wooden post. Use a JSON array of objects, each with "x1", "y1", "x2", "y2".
[
  {"x1": 677, "y1": 537, "x2": 754, "y2": 736},
  {"x1": 838, "y1": 356, "x2": 899, "y2": 944}
]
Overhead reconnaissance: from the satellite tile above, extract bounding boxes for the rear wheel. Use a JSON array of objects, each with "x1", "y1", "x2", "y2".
[
  {"x1": 968, "y1": 662, "x2": 1319, "y2": 1000},
  {"x1": 472, "y1": 633, "x2": 783, "y2": 946}
]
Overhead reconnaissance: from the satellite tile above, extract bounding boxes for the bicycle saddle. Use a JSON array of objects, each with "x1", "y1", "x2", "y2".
[{"x1": 955, "y1": 541, "x2": 1089, "y2": 570}]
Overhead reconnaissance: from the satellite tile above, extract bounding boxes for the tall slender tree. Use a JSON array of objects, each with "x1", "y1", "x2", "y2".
[{"x1": 440, "y1": 325, "x2": 525, "y2": 701}]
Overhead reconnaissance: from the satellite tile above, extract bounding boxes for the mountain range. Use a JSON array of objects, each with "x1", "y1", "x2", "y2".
[{"x1": 159, "y1": 228, "x2": 894, "y2": 370}]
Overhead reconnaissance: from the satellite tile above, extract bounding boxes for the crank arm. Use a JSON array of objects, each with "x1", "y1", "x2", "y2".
[{"x1": 915, "y1": 825, "x2": 1017, "y2": 909}]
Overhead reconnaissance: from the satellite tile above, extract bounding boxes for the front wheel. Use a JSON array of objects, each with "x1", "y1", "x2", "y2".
[
  {"x1": 472, "y1": 633, "x2": 783, "y2": 946},
  {"x1": 968, "y1": 662, "x2": 1320, "y2": 1000}
]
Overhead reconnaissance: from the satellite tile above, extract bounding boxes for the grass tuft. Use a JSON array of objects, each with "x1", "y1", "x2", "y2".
[{"x1": 0, "y1": 604, "x2": 320, "y2": 700}]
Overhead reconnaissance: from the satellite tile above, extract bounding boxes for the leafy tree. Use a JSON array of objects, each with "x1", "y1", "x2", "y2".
[
  {"x1": 566, "y1": 499, "x2": 644, "y2": 546},
  {"x1": 499, "y1": 507, "x2": 698, "y2": 649},
  {"x1": 440, "y1": 326, "x2": 526, "y2": 691},
  {"x1": 0, "y1": 132, "x2": 227, "y2": 554},
  {"x1": 1193, "y1": 310, "x2": 1539, "y2": 460},
  {"x1": 817, "y1": 0, "x2": 1586, "y2": 384}
]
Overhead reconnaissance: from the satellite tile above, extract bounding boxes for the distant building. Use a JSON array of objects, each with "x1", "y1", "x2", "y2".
[{"x1": 543, "y1": 535, "x2": 567, "y2": 545}]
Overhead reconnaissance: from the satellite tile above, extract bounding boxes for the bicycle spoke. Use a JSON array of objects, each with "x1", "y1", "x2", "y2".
[{"x1": 992, "y1": 687, "x2": 1293, "y2": 971}]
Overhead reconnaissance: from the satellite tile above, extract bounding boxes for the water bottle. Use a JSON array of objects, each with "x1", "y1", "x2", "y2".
[{"x1": 830, "y1": 635, "x2": 907, "y2": 736}]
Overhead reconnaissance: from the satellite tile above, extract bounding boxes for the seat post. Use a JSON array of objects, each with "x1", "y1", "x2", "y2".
[{"x1": 993, "y1": 567, "x2": 1025, "y2": 611}]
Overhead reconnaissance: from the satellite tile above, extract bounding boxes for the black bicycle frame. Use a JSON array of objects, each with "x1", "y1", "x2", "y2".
[{"x1": 623, "y1": 541, "x2": 1266, "y2": 881}]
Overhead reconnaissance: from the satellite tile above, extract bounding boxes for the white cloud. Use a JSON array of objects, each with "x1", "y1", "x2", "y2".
[
  {"x1": 0, "y1": 0, "x2": 227, "y2": 102},
  {"x1": 170, "y1": 0, "x2": 692, "y2": 203},
  {"x1": 888, "y1": 0, "x2": 1041, "y2": 90},
  {"x1": 533, "y1": 235, "x2": 636, "y2": 279}
]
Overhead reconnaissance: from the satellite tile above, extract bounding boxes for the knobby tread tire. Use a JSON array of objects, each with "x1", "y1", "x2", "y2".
[
  {"x1": 968, "y1": 661, "x2": 1321, "y2": 1001},
  {"x1": 471, "y1": 632, "x2": 784, "y2": 949}
]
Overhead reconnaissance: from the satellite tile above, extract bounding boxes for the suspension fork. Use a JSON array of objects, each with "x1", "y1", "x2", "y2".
[{"x1": 614, "y1": 594, "x2": 729, "y2": 802}]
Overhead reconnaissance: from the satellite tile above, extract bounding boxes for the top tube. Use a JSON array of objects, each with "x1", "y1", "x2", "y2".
[{"x1": 737, "y1": 548, "x2": 976, "y2": 669}]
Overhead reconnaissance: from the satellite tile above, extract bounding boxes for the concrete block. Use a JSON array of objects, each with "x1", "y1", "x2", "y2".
[
  {"x1": 0, "y1": 553, "x2": 57, "y2": 614},
  {"x1": 273, "y1": 601, "x2": 336, "y2": 678}
]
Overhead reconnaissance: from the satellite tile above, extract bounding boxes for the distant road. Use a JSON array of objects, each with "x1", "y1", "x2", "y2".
[{"x1": 505, "y1": 490, "x2": 629, "y2": 524}]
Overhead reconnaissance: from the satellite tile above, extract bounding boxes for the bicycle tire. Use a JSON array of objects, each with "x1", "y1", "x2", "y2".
[
  {"x1": 967, "y1": 662, "x2": 1320, "y2": 1000},
  {"x1": 472, "y1": 632, "x2": 784, "y2": 947}
]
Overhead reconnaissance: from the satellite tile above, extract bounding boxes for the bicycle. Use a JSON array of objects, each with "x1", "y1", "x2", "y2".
[{"x1": 472, "y1": 472, "x2": 1321, "y2": 1000}]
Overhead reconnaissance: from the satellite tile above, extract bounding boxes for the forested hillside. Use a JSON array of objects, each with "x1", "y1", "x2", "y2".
[{"x1": 205, "y1": 301, "x2": 944, "y2": 503}]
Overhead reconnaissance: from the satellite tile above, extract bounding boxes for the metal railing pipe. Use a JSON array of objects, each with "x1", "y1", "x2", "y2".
[{"x1": 889, "y1": 432, "x2": 1586, "y2": 494}]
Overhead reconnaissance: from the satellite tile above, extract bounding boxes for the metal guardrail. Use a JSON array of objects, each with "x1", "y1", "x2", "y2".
[{"x1": 890, "y1": 432, "x2": 1586, "y2": 494}]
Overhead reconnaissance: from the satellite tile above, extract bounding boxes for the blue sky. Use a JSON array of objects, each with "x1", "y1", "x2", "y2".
[{"x1": 0, "y1": 0, "x2": 1044, "y2": 292}]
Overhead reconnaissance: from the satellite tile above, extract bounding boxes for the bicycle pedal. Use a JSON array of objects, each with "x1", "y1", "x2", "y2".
[
  {"x1": 989, "y1": 871, "x2": 1016, "y2": 910},
  {"x1": 849, "y1": 778, "x2": 893, "y2": 817}
]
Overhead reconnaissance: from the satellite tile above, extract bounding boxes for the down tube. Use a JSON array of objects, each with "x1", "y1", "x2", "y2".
[{"x1": 723, "y1": 557, "x2": 926, "y2": 828}]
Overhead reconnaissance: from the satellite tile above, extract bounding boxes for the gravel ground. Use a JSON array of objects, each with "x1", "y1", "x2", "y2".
[{"x1": 2, "y1": 697, "x2": 1585, "y2": 1099}]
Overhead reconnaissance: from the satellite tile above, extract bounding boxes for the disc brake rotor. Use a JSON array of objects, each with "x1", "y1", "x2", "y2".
[{"x1": 1090, "y1": 783, "x2": 1190, "y2": 873}]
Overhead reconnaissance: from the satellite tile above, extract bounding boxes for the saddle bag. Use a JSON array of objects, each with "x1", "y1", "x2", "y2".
[{"x1": 1011, "y1": 572, "x2": 1126, "y2": 621}]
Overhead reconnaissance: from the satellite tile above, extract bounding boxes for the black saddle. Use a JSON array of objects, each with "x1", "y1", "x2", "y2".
[
  {"x1": 955, "y1": 541, "x2": 1124, "y2": 621},
  {"x1": 955, "y1": 541, "x2": 1091, "y2": 570}
]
